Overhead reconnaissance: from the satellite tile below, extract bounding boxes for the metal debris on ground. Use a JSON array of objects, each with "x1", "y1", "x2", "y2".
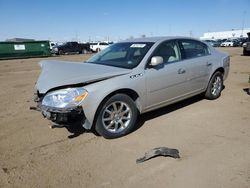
[
  {"x1": 136, "y1": 147, "x2": 180, "y2": 164},
  {"x1": 29, "y1": 106, "x2": 41, "y2": 111}
]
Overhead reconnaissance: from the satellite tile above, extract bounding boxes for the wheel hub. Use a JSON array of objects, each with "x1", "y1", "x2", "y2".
[{"x1": 114, "y1": 114, "x2": 120, "y2": 122}]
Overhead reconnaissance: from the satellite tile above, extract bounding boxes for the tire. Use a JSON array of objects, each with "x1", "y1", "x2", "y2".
[
  {"x1": 59, "y1": 50, "x2": 64, "y2": 55},
  {"x1": 82, "y1": 49, "x2": 88, "y2": 54},
  {"x1": 205, "y1": 72, "x2": 224, "y2": 100},
  {"x1": 243, "y1": 50, "x2": 249, "y2": 56},
  {"x1": 97, "y1": 48, "x2": 101, "y2": 52},
  {"x1": 95, "y1": 94, "x2": 138, "y2": 139}
]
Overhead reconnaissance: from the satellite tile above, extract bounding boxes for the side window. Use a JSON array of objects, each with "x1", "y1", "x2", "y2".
[
  {"x1": 180, "y1": 40, "x2": 210, "y2": 59},
  {"x1": 153, "y1": 41, "x2": 180, "y2": 63}
]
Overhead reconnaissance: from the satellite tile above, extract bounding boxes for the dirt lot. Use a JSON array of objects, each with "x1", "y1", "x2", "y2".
[{"x1": 0, "y1": 48, "x2": 249, "y2": 188}]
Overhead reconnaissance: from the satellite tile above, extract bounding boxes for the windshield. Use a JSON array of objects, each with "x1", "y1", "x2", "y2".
[{"x1": 86, "y1": 42, "x2": 154, "y2": 69}]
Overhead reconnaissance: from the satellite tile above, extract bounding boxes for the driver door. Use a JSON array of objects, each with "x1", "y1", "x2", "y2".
[{"x1": 145, "y1": 40, "x2": 189, "y2": 110}]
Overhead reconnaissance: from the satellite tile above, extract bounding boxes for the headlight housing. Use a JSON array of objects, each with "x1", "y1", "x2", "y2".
[
  {"x1": 42, "y1": 88, "x2": 88, "y2": 108},
  {"x1": 242, "y1": 43, "x2": 247, "y2": 47}
]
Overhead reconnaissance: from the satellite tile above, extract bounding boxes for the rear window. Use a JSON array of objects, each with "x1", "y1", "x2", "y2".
[{"x1": 100, "y1": 42, "x2": 109, "y2": 45}]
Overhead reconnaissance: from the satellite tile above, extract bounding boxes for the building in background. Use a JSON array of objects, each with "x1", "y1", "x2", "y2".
[{"x1": 200, "y1": 28, "x2": 250, "y2": 40}]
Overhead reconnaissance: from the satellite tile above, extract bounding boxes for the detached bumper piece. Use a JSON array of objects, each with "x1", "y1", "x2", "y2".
[
  {"x1": 38, "y1": 104, "x2": 85, "y2": 126},
  {"x1": 136, "y1": 147, "x2": 180, "y2": 164}
]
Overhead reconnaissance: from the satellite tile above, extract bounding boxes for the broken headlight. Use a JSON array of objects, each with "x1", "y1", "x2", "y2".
[{"x1": 42, "y1": 88, "x2": 88, "y2": 108}]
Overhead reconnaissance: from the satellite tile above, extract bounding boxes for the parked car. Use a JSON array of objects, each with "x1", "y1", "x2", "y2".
[
  {"x1": 215, "y1": 39, "x2": 227, "y2": 46},
  {"x1": 90, "y1": 42, "x2": 110, "y2": 52},
  {"x1": 203, "y1": 40, "x2": 220, "y2": 47},
  {"x1": 34, "y1": 37, "x2": 230, "y2": 138},
  {"x1": 233, "y1": 38, "x2": 246, "y2": 47},
  {"x1": 51, "y1": 42, "x2": 91, "y2": 55},
  {"x1": 243, "y1": 32, "x2": 250, "y2": 55},
  {"x1": 234, "y1": 38, "x2": 242, "y2": 47},
  {"x1": 237, "y1": 37, "x2": 248, "y2": 47},
  {"x1": 220, "y1": 39, "x2": 238, "y2": 47}
]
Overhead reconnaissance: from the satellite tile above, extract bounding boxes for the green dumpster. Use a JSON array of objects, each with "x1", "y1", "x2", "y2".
[{"x1": 0, "y1": 40, "x2": 51, "y2": 59}]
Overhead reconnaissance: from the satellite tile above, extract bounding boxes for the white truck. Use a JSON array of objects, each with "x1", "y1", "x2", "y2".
[{"x1": 90, "y1": 42, "x2": 110, "y2": 52}]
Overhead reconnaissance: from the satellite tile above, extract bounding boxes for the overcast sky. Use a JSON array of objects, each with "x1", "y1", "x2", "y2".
[{"x1": 0, "y1": 0, "x2": 250, "y2": 41}]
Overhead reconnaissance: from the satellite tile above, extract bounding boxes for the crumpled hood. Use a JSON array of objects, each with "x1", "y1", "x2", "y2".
[{"x1": 36, "y1": 60, "x2": 131, "y2": 93}]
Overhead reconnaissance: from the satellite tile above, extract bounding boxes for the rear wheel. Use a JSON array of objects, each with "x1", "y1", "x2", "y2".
[
  {"x1": 82, "y1": 49, "x2": 88, "y2": 54},
  {"x1": 243, "y1": 49, "x2": 249, "y2": 56},
  {"x1": 59, "y1": 50, "x2": 64, "y2": 55},
  {"x1": 205, "y1": 72, "x2": 223, "y2": 100},
  {"x1": 95, "y1": 94, "x2": 138, "y2": 139}
]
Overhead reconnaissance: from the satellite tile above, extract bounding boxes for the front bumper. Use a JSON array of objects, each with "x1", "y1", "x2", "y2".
[
  {"x1": 32, "y1": 91, "x2": 93, "y2": 129},
  {"x1": 51, "y1": 48, "x2": 59, "y2": 54},
  {"x1": 34, "y1": 101, "x2": 86, "y2": 126}
]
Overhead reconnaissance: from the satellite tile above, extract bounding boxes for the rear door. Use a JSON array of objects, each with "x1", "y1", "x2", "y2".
[{"x1": 178, "y1": 39, "x2": 212, "y2": 94}]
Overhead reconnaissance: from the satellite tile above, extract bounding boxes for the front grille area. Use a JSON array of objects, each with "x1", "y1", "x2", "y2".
[{"x1": 35, "y1": 90, "x2": 85, "y2": 127}]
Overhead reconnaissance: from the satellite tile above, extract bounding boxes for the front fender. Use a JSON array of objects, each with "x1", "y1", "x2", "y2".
[{"x1": 80, "y1": 73, "x2": 146, "y2": 129}]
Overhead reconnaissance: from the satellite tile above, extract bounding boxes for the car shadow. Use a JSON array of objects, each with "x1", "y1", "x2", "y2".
[
  {"x1": 134, "y1": 94, "x2": 204, "y2": 132},
  {"x1": 50, "y1": 121, "x2": 87, "y2": 139},
  {"x1": 57, "y1": 94, "x2": 205, "y2": 139},
  {"x1": 65, "y1": 122, "x2": 87, "y2": 139}
]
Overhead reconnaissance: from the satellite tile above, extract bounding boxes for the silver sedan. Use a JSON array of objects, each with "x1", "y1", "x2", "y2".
[{"x1": 35, "y1": 37, "x2": 230, "y2": 138}]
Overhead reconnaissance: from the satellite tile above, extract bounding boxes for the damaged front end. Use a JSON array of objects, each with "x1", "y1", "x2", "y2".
[
  {"x1": 32, "y1": 60, "x2": 132, "y2": 130},
  {"x1": 31, "y1": 87, "x2": 87, "y2": 127}
]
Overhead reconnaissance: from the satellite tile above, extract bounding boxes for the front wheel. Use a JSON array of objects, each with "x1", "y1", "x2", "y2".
[
  {"x1": 82, "y1": 49, "x2": 88, "y2": 54},
  {"x1": 243, "y1": 50, "x2": 250, "y2": 56},
  {"x1": 59, "y1": 50, "x2": 64, "y2": 55},
  {"x1": 95, "y1": 94, "x2": 138, "y2": 139},
  {"x1": 205, "y1": 72, "x2": 223, "y2": 100}
]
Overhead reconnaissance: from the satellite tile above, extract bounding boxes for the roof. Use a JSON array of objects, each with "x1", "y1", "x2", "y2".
[{"x1": 121, "y1": 36, "x2": 200, "y2": 43}]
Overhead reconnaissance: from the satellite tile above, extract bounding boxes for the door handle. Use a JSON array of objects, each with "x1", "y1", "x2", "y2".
[
  {"x1": 206, "y1": 62, "x2": 212, "y2": 66},
  {"x1": 178, "y1": 68, "x2": 186, "y2": 74}
]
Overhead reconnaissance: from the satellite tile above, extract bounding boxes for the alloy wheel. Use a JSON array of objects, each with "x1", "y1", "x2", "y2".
[
  {"x1": 211, "y1": 76, "x2": 222, "y2": 96},
  {"x1": 102, "y1": 101, "x2": 132, "y2": 133}
]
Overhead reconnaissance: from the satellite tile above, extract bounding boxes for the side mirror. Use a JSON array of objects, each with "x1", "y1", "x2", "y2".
[{"x1": 150, "y1": 56, "x2": 163, "y2": 67}]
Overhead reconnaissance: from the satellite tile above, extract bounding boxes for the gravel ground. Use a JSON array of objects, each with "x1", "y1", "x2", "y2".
[{"x1": 0, "y1": 48, "x2": 249, "y2": 188}]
